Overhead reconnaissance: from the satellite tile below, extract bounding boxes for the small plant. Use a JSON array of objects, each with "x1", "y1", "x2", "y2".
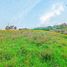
[
  {"x1": 0, "y1": 50, "x2": 13, "y2": 62},
  {"x1": 40, "y1": 48, "x2": 53, "y2": 62},
  {"x1": 18, "y1": 46, "x2": 28, "y2": 56}
]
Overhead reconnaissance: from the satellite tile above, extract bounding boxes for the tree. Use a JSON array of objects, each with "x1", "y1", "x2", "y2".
[{"x1": 5, "y1": 25, "x2": 17, "y2": 30}]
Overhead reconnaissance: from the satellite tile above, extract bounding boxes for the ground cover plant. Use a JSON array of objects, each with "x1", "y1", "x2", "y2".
[{"x1": 0, "y1": 30, "x2": 67, "y2": 67}]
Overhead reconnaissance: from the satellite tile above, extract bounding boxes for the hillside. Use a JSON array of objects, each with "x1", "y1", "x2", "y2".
[
  {"x1": 33, "y1": 23, "x2": 67, "y2": 34},
  {"x1": 0, "y1": 30, "x2": 67, "y2": 67}
]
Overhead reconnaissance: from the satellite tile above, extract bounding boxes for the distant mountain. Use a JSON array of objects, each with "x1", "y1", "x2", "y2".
[
  {"x1": 33, "y1": 23, "x2": 67, "y2": 34},
  {"x1": 33, "y1": 26, "x2": 53, "y2": 31}
]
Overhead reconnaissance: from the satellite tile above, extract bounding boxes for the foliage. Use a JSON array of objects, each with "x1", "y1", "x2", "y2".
[
  {"x1": 33, "y1": 23, "x2": 67, "y2": 34},
  {"x1": 0, "y1": 30, "x2": 67, "y2": 67},
  {"x1": 5, "y1": 25, "x2": 17, "y2": 30}
]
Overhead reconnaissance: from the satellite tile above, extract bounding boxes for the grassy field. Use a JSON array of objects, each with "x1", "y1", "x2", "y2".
[{"x1": 0, "y1": 30, "x2": 67, "y2": 67}]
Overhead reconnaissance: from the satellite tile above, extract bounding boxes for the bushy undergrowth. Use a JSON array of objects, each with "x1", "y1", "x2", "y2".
[{"x1": 0, "y1": 30, "x2": 67, "y2": 67}]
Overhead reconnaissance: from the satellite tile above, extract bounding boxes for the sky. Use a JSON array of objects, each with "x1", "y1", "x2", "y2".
[{"x1": 0, "y1": 0, "x2": 67, "y2": 29}]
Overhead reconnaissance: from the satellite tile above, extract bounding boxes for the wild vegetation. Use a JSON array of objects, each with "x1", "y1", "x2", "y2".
[
  {"x1": 34, "y1": 23, "x2": 67, "y2": 34},
  {"x1": 0, "y1": 29, "x2": 67, "y2": 67}
]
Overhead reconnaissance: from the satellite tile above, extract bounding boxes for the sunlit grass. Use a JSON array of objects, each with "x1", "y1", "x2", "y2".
[{"x1": 0, "y1": 30, "x2": 67, "y2": 67}]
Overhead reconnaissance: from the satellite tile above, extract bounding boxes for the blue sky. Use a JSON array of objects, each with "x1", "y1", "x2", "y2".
[{"x1": 0, "y1": 0, "x2": 67, "y2": 29}]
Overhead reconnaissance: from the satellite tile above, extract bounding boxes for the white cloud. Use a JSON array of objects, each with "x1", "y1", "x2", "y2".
[{"x1": 40, "y1": 4, "x2": 64, "y2": 24}]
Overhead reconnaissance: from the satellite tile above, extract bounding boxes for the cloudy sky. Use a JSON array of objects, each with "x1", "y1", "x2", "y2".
[{"x1": 0, "y1": 0, "x2": 67, "y2": 29}]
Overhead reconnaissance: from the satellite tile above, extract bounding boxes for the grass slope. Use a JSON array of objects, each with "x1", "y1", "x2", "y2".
[{"x1": 0, "y1": 30, "x2": 67, "y2": 67}]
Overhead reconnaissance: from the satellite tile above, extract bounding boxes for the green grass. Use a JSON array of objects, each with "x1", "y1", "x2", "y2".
[{"x1": 0, "y1": 30, "x2": 67, "y2": 67}]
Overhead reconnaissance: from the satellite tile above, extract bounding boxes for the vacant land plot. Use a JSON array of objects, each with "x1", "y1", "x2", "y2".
[{"x1": 0, "y1": 30, "x2": 67, "y2": 67}]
